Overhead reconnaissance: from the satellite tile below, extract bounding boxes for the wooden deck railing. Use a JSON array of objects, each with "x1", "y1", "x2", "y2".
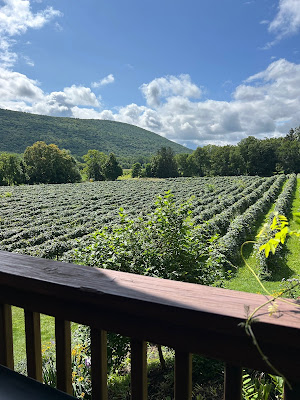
[{"x1": 0, "y1": 250, "x2": 300, "y2": 399}]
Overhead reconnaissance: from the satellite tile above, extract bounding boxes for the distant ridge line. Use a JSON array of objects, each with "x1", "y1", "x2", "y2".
[{"x1": 0, "y1": 108, "x2": 191, "y2": 158}]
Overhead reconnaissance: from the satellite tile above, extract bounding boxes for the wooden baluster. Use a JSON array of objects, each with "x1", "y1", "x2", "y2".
[
  {"x1": 24, "y1": 310, "x2": 42, "y2": 382},
  {"x1": 91, "y1": 328, "x2": 108, "y2": 400},
  {"x1": 224, "y1": 363, "x2": 242, "y2": 400},
  {"x1": 131, "y1": 339, "x2": 147, "y2": 400},
  {"x1": 55, "y1": 319, "x2": 72, "y2": 395},
  {"x1": 0, "y1": 303, "x2": 14, "y2": 369},
  {"x1": 284, "y1": 381, "x2": 300, "y2": 400},
  {"x1": 174, "y1": 351, "x2": 192, "y2": 400}
]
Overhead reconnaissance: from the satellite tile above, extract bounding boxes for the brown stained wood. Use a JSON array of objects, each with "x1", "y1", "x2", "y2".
[
  {"x1": 91, "y1": 328, "x2": 108, "y2": 400},
  {"x1": 55, "y1": 319, "x2": 72, "y2": 395},
  {"x1": 224, "y1": 363, "x2": 242, "y2": 400},
  {"x1": 284, "y1": 381, "x2": 300, "y2": 400},
  {"x1": 130, "y1": 339, "x2": 147, "y2": 400},
  {"x1": 0, "y1": 303, "x2": 14, "y2": 369},
  {"x1": 24, "y1": 310, "x2": 42, "y2": 382},
  {"x1": 174, "y1": 351, "x2": 192, "y2": 400},
  {"x1": 1, "y1": 251, "x2": 300, "y2": 381}
]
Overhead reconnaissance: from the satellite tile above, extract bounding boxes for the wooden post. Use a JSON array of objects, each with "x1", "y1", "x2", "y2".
[
  {"x1": 0, "y1": 303, "x2": 14, "y2": 369},
  {"x1": 24, "y1": 310, "x2": 42, "y2": 382},
  {"x1": 91, "y1": 328, "x2": 108, "y2": 400},
  {"x1": 174, "y1": 351, "x2": 192, "y2": 400},
  {"x1": 55, "y1": 319, "x2": 72, "y2": 395},
  {"x1": 131, "y1": 339, "x2": 147, "y2": 400},
  {"x1": 284, "y1": 381, "x2": 300, "y2": 400},
  {"x1": 224, "y1": 363, "x2": 242, "y2": 400}
]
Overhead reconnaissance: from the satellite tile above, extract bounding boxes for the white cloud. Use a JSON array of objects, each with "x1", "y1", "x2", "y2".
[
  {"x1": 0, "y1": 67, "x2": 101, "y2": 117},
  {"x1": 0, "y1": 0, "x2": 62, "y2": 36},
  {"x1": 268, "y1": 0, "x2": 300, "y2": 40},
  {"x1": 32, "y1": 85, "x2": 101, "y2": 117},
  {"x1": 23, "y1": 55, "x2": 34, "y2": 66},
  {"x1": 140, "y1": 74, "x2": 202, "y2": 108},
  {"x1": 0, "y1": 0, "x2": 62, "y2": 67},
  {"x1": 62, "y1": 85, "x2": 100, "y2": 107},
  {"x1": 91, "y1": 74, "x2": 115, "y2": 88},
  {"x1": 0, "y1": 67, "x2": 43, "y2": 101},
  {"x1": 1, "y1": 60, "x2": 300, "y2": 148},
  {"x1": 95, "y1": 61, "x2": 300, "y2": 146}
]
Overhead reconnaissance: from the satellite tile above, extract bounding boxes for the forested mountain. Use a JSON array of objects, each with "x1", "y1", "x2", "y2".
[{"x1": 0, "y1": 108, "x2": 190, "y2": 158}]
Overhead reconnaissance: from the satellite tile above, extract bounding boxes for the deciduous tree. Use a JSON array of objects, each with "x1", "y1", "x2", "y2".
[
  {"x1": 24, "y1": 141, "x2": 81, "y2": 184},
  {"x1": 83, "y1": 149, "x2": 107, "y2": 181}
]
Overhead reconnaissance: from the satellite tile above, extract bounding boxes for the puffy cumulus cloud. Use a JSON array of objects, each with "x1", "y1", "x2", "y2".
[
  {"x1": 0, "y1": 0, "x2": 62, "y2": 36},
  {"x1": 91, "y1": 74, "x2": 115, "y2": 88},
  {"x1": 0, "y1": 67, "x2": 43, "y2": 101},
  {"x1": 31, "y1": 85, "x2": 101, "y2": 117},
  {"x1": 62, "y1": 85, "x2": 100, "y2": 107},
  {"x1": 0, "y1": 0, "x2": 62, "y2": 67},
  {"x1": 268, "y1": 0, "x2": 300, "y2": 40},
  {"x1": 2, "y1": 60, "x2": 300, "y2": 148},
  {"x1": 0, "y1": 67, "x2": 101, "y2": 117},
  {"x1": 140, "y1": 74, "x2": 202, "y2": 108},
  {"x1": 93, "y1": 60, "x2": 300, "y2": 147}
]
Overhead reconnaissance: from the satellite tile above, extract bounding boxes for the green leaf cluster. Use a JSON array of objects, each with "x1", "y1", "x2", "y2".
[
  {"x1": 83, "y1": 150, "x2": 122, "y2": 181},
  {"x1": 74, "y1": 191, "x2": 224, "y2": 285},
  {"x1": 24, "y1": 141, "x2": 81, "y2": 184},
  {"x1": 258, "y1": 213, "x2": 300, "y2": 258}
]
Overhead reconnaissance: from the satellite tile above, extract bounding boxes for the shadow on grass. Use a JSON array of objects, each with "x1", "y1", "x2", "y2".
[{"x1": 264, "y1": 247, "x2": 294, "y2": 282}]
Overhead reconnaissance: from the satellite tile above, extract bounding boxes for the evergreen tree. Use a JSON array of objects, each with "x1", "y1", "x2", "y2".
[
  {"x1": 151, "y1": 147, "x2": 179, "y2": 178},
  {"x1": 103, "y1": 153, "x2": 123, "y2": 181},
  {"x1": 131, "y1": 162, "x2": 142, "y2": 178}
]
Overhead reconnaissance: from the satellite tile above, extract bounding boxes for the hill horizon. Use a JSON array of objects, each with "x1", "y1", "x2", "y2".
[{"x1": 0, "y1": 108, "x2": 192, "y2": 161}]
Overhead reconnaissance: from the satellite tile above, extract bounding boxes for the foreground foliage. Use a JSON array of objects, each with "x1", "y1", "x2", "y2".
[{"x1": 73, "y1": 191, "x2": 224, "y2": 285}]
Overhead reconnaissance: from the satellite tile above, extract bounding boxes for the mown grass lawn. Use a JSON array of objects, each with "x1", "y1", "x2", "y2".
[
  {"x1": 12, "y1": 308, "x2": 55, "y2": 366},
  {"x1": 226, "y1": 178, "x2": 300, "y2": 294}
]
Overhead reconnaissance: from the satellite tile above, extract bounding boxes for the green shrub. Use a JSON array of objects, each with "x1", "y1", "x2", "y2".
[{"x1": 73, "y1": 191, "x2": 224, "y2": 285}]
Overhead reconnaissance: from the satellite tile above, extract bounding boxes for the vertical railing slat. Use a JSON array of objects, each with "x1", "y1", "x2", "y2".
[
  {"x1": 224, "y1": 363, "x2": 242, "y2": 400},
  {"x1": 55, "y1": 318, "x2": 72, "y2": 395},
  {"x1": 174, "y1": 351, "x2": 192, "y2": 400},
  {"x1": 24, "y1": 310, "x2": 42, "y2": 382},
  {"x1": 0, "y1": 303, "x2": 14, "y2": 369},
  {"x1": 284, "y1": 381, "x2": 300, "y2": 400},
  {"x1": 91, "y1": 328, "x2": 108, "y2": 400},
  {"x1": 131, "y1": 339, "x2": 147, "y2": 400}
]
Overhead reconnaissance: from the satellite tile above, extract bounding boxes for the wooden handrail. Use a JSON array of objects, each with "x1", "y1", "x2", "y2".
[{"x1": 0, "y1": 250, "x2": 300, "y2": 399}]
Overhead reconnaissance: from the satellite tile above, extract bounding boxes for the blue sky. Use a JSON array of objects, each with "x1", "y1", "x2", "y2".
[{"x1": 1, "y1": 0, "x2": 300, "y2": 149}]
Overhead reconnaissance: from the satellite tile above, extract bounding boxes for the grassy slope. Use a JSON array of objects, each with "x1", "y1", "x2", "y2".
[
  {"x1": 226, "y1": 177, "x2": 300, "y2": 294},
  {"x1": 0, "y1": 108, "x2": 191, "y2": 158}
]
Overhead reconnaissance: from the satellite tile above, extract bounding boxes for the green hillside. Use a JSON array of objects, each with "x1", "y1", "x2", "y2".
[{"x1": 0, "y1": 108, "x2": 191, "y2": 158}]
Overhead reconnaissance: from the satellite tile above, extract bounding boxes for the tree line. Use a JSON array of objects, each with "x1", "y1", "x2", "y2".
[
  {"x1": 0, "y1": 141, "x2": 123, "y2": 185},
  {"x1": 132, "y1": 127, "x2": 300, "y2": 178},
  {"x1": 1, "y1": 127, "x2": 299, "y2": 185}
]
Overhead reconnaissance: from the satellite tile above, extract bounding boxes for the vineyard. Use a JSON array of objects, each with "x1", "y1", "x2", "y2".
[{"x1": 0, "y1": 175, "x2": 296, "y2": 271}]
